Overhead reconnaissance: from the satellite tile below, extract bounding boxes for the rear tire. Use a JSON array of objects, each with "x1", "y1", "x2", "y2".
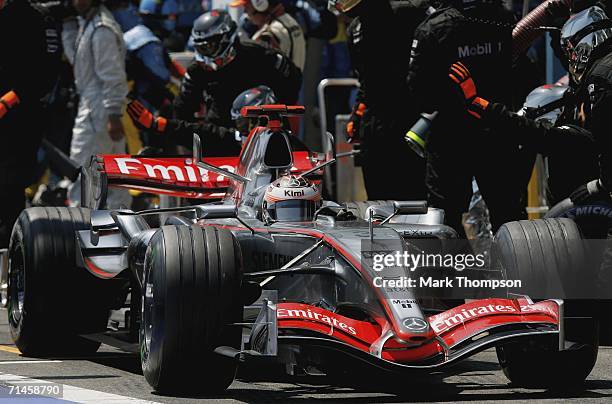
[
  {"x1": 8, "y1": 207, "x2": 110, "y2": 356},
  {"x1": 140, "y1": 225, "x2": 243, "y2": 394},
  {"x1": 494, "y1": 218, "x2": 598, "y2": 387}
]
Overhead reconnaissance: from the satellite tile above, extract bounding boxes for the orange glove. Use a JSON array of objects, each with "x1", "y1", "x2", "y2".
[
  {"x1": 0, "y1": 91, "x2": 20, "y2": 119},
  {"x1": 171, "y1": 59, "x2": 186, "y2": 78},
  {"x1": 127, "y1": 99, "x2": 167, "y2": 132},
  {"x1": 448, "y1": 62, "x2": 490, "y2": 119},
  {"x1": 346, "y1": 102, "x2": 366, "y2": 142}
]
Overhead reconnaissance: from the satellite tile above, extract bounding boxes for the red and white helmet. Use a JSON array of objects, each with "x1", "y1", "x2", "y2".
[{"x1": 263, "y1": 175, "x2": 321, "y2": 222}]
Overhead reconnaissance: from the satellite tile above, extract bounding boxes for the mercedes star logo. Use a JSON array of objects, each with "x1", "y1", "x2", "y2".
[{"x1": 403, "y1": 317, "x2": 429, "y2": 332}]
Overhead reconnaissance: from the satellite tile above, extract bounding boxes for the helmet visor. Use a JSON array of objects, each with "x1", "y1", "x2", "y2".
[
  {"x1": 563, "y1": 28, "x2": 612, "y2": 82},
  {"x1": 560, "y1": 6, "x2": 612, "y2": 82},
  {"x1": 194, "y1": 34, "x2": 226, "y2": 58},
  {"x1": 267, "y1": 200, "x2": 317, "y2": 222}
]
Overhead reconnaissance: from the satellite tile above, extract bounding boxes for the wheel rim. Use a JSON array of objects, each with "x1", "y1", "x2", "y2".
[
  {"x1": 141, "y1": 277, "x2": 154, "y2": 364},
  {"x1": 8, "y1": 245, "x2": 25, "y2": 327}
]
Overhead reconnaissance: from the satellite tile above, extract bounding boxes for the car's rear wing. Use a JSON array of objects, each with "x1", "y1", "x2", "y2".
[
  {"x1": 80, "y1": 154, "x2": 237, "y2": 208},
  {"x1": 80, "y1": 151, "x2": 315, "y2": 209}
]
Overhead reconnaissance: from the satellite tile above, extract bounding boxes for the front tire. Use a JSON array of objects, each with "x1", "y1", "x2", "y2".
[
  {"x1": 141, "y1": 225, "x2": 243, "y2": 394},
  {"x1": 494, "y1": 218, "x2": 599, "y2": 387}
]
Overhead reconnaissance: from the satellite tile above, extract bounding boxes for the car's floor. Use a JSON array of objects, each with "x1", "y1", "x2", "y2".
[{"x1": 0, "y1": 309, "x2": 610, "y2": 403}]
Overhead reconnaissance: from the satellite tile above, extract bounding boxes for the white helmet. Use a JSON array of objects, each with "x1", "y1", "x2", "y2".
[{"x1": 263, "y1": 175, "x2": 321, "y2": 222}]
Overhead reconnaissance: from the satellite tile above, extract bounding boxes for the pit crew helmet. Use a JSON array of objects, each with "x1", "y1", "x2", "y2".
[
  {"x1": 263, "y1": 175, "x2": 321, "y2": 222},
  {"x1": 231, "y1": 86, "x2": 278, "y2": 120},
  {"x1": 560, "y1": 6, "x2": 612, "y2": 84},
  {"x1": 191, "y1": 10, "x2": 238, "y2": 70},
  {"x1": 231, "y1": 86, "x2": 278, "y2": 136}
]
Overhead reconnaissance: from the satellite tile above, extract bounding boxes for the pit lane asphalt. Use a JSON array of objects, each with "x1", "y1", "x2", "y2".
[{"x1": 0, "y1": 308, "x2": 610, "y2": 403}]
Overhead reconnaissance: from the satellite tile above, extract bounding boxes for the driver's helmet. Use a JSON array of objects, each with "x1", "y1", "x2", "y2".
[
  {"x1": 231, "y1": 86, "x2": 278, "y2": 136},
  {"x1": 263, "y1": 175, "x2": 321, "y2": 222},
  {"x1": 191, "y1": 10, "x2": 238, "y2": 70},
  {"x1": 560, "y1": 6, "x2": 612, "y2": 84}
]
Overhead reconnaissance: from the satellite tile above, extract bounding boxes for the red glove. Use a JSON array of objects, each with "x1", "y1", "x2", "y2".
[
  {"x1": 448, "y1": 62, "x2": 490, "y2": 119},
  {"x1": 346, "y1": 102, "x2": 366, "y2": 142},
  {"x1": 0, "y1": 91, "x2": 20, "y2": 119},
  {"x1": 127, "y1": 99, "x2": 168, "y2": 132}
]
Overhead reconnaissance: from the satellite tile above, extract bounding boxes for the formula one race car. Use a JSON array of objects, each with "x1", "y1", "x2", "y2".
[{"x1": 6, "y1": 105, "x2": 599, "y2": 394}]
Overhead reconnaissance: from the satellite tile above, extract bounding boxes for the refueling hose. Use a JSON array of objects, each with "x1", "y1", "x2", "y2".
[
  {"x1": 512, "y1": 0, "x2": 571, "y2": 62},
  {"x1": 405, "y1": 0, "x2": 572, "y2": 158}
]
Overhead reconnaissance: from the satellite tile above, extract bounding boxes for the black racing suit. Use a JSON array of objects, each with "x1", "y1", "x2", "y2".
[
  {"x1": 347, "y1": 0, "x2": 429, "y2": 200},
  {"x1": 173, "y1": 39, "x2": 301, "y2": 155},
  {"x1": 480, "y1": 53, "x2": 612, "y2": 198},
  {"x1": 480, "y1": 50, "x2": 612, "y2": 296},
  {"x1": 0, "y1": 0, "x2": 61, "y2": 247},
  {"x1": 514, "y1": 88, "x2": 599, "y2": 205},
  {"x1": 155, "y1": 119, "x2": 241, "y2": 155},
  {"x1": 406, "y1": 3, "x2": 521, "y2": 235}
]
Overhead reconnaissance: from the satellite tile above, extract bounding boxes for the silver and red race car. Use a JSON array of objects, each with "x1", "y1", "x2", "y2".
[{"x1": 6, "y1": 105, "x2": 598, "y2": 394}]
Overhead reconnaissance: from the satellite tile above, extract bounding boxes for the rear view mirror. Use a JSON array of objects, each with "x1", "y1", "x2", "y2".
[
  {"x1": 196, "y1": 204, "x2": 238, "y2": 219},
  {"x1": 367, "y1": 201, "x2": 430, "y2": 241},
  {"x1": 393, "y1": 201, "x2": 428, "y2": 215},
  {"x1": 195, "y1": 203, "x2": 255, "y2": 234}
]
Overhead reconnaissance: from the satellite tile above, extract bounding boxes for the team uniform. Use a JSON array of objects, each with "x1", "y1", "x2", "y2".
[
  {"x1": 62, "y1": 5, "x2": 130, "y2": 208},
  {"x1": 252, "y1": 11, "x2": 306, "y2": 71},
  {"x1": 406, "y1": 1, "x2": 520, "y2": 235},
  {"x1": 345, "y1": 0, "x2": 430, "y2": 201},
  {"x1": 174, "y1": 38, "x2": 301, "y2": 144},
  {"x1": 0, "y1": 0, "x2": 61, "y2": 247}
]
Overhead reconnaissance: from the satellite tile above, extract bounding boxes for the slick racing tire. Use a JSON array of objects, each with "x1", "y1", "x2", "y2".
[
  {"x1": 546, "y1": 197, "x2": 612, "y2": 340},
  {"x1": 494, "y1": 218, "x2": 599, "y2": 387},
  {"x1": 8, "y1": 207, "x2": 110, "y2": 356},
  {"x1": 141, "y1": 225, "x2": 243, "y2": 394}
]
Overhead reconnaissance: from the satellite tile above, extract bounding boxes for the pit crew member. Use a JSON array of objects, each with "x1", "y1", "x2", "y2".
[
  {"x1": 333, "y1": 0, "x2": 429, "y2": 200},
  {"x1": 230, "y1": 0, "x2": 306, "y2": 71},
  {"x1": 405, "y1": 0, "x2": 519, "y2": 236},
  {"x1": 173, "y1": 9, "x2": 302, "y2": 141},
  {"x1": 448, "y1": 6, "x2": 612, "y2": 294},
  {"x1": 62, "y1": 0, "x2": 130, "y2": 208},
  {"x1": 127, "y1": 85, "x2": 278, "y2": 155},
  {"x1": 0, "y1": 0, "x2": 62, "y2": 247}
]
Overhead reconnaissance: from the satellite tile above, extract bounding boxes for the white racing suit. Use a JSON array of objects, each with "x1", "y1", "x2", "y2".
[
  {"x1": 253, "y1": 12, "x2": 306, "y2": 71},
  {"x1": 62, "y1": 6, "x2": 131, "y2": 208}
]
